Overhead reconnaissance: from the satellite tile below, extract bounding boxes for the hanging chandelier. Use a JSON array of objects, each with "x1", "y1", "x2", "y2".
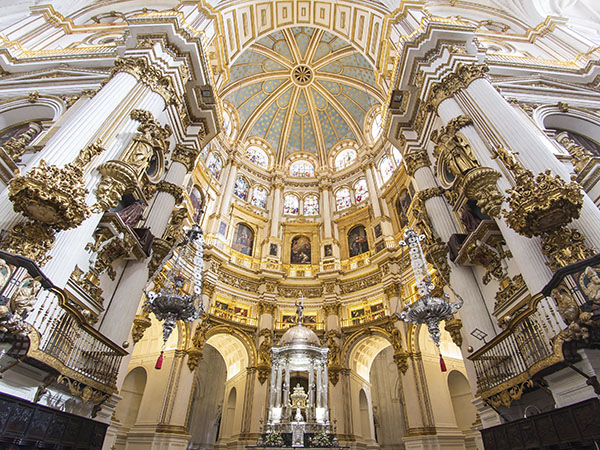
[
  {"x1": 144, "y1": 224, "x2": 205, "y2": 345},
  {"x1": 397, "y1": 227, "x2": 462, "y2": 358}
]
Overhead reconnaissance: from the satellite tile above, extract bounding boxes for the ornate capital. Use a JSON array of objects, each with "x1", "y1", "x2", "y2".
[
  {"x1": 172, "y1": 144, "x2": 201, "y2": 172},
  {"x1": 156, "y1": 180, "x2": 185, "y2": 204},
  {"x1": 0, "y1": 222, "x2": 55, "y2": 265},
  {"x1": 444, "y1": 318, "x2": 463, "y2": 347},
  {"x1": 257, "y1": 300, "x2": 277, "y2": 316},
  {"x1": 427, "y1": 63, "x2": 489, "y2": 112},
  {"x1": 131, "y1": 313, "x2": 152, "y2": 343},
  {"x1": 148, "y1": 238, "x2": 172, "y2": 279},
  {"x1": 323, "y1": 302, "x2": 341, "y2": 317},
  {"x1": 111, "y1": 57, "x2": 179, "y2": 105},
  {"x1": 461, "y1": 167, "x2": 504, "y2": 217},
  {"x1": 404, "y1": 149, "x2": 431, "y2": 176},
  {"x1": 93, "y1": 160, "x2": 138, "y2": 212}
]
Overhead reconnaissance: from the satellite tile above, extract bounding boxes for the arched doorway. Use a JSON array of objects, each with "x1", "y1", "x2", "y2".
[
  {"x1": 447, "y1": 370, "x2": 478, "y2": 433},
  {"x1": 224, "y1": 387, "x2": 237, "y2": 437},
  {"x1": 359, "y1": 389, "x2": 371, "y2": 439},
  {"x1": 114, "y1": 367, "x2": 147, "y2": 430}
]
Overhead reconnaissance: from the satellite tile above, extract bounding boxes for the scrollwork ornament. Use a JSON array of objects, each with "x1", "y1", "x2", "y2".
[
  {"x1": 131, "y1": 313, "x2": 152, "y2": 343},
  {"x1": 444, "y1": 317, "x2": 463, "y2": 347},
  {"x1": 404, "y1": 150, "x2": 431, "y2": 176},
  {"x1": 172, "y1": 144, "x2": 201, "y2": 172},
  {"x1": 156, "y1": 180, "x2": 185, "y2": 204},
  {"x1": 92, "y1": 160, "x2": 138, "y2": 212},
  {"x1": 0, "y1": 222, "x2": 55, "y2": 265},
  {"x1": 461, "y1": 167, "x2": 503, "y2": 217},
  {"x1": 541, "y1": 227, "x2": 593, "y2": 272},
  {"x1": 148, "y1": 238, "x2": 172, "y2": 279}
]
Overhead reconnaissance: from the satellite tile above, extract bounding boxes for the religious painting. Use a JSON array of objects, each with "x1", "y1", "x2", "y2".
[
  {"x1": 375, "y1": 241, "x2": 385, "y2": 254},
  {"x1": 218, "y1": 221, "x2": 227, "y2": 236},
  {"x1": 348, "y1": 225, "x2": 369, "y2": 257},
  {"x1": 232, "y1": 223, "x2": 253, "y2": 256},
  {"x1": 324, "y1": 244, "x2": 332, "y2": 257},
  {"x1": 374, "y1": 224, "x2": 382, "y2": 239},
  {"x1": 190, "y1": 186, "x2": 204, "y2": 223},
  {"x1": 290, "y1": 235, "x2": 311, "y2": 265},
  {"x1": 370, "y1": 302, "x2": 383, "y2": 313},
  {"x1": 269, "y1": 243, "x2": 278, "y2": 256},
  {"x1": 351, "y1": 308, "x2": 365, "y2": 318},
  {"x1": 234, "y1": 306, "x2": 249, "y2": 317},
  {"x1": 0, "y1": 122, "x2": 35, "y2": 147}
]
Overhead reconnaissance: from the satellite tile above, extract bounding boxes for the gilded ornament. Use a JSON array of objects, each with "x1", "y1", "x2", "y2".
[
  {"x1": 111, "y1": 57, "x2": 178, "y2": 105},
  {"x1": 1, "y1": 124, "x2": 39, "y2": 162},
  {"x1": 131, "y1": 313, "x2": 152, "y2": 343},
  {"x1": 57, "y1": 374, "x2": 109, "y2": 405},
  {"x1": 444, "y1": 317, "x2": 463, "y2": 347},
  {"x1": 148, "y1": 238, "x2": 172, "y2": 279},
  {"x1": 172, "y1": 144, "x2": 201, "y2": 172},
  {"x1": 9, "y1": 141, "x2": 104, "y2": 231},
  {"x1": 28, "y1": 91, "x2": 39, "y2": 103},
  {"x1": 122, "y1": 109, "x2": 171, "y2": 176},
  {"x1": 425, "y1": 238, "x2": 451, "y2": 284},
  {"x1": 257, "y1": 328, "x2": 273, "y2": 384},
  {"x1": 0, "y1": 276, "x2": 42, "y2": 336},
  {"x1": 70, "y1": 265, "x2": 104, "y2": 305},
  {"x1": 432, "y1": 130, "x2": 480, "y2": 178},
  {"x1": 461, "y1": 167, "x2": 503, "y2": 217},
  {"x1": 257, "y1": 300, "x2": 277, "y2": 316},
  {"x1": 403, "y1": 150, "x2": 431, "y2": 176},
  {"x1": 494, "y1": 274, "x2": 525, "y2": 310},
  {"x1": 156, "y1": 180, "x2": 185, "y2": 204},
  {"x1": 162, "y1": 207, "x2": 188, "y2": 245},
  {"x1": 325, "y1": 330, "x2": 342, "y2": 385},
  {"x1": 86, "y1": 229, "x2": 136, "y2": 280},
  {"x1": 0, "y1": 221, "x2": 55, "y2": 265},
  {"x1": 557, "y1": 133, "x2": 593, "y2": 174},
  {"x1": 541, "y1": 228, "x2": 593, "y2": 272},
  {"x1": 488, "y1": 380, "x2": 533, "y2": 408},
  {"x1": 93, "y1": 160, "x2": 138, "y2": 212},
  {"x1": 427, "y1": 63, "x2": 489, "y2": 111},
  {"x1": 187, "y1": 347, "x2": 203, "y2": 371}
]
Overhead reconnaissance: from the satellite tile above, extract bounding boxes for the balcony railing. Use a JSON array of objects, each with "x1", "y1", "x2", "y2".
[
  {"x1": 468, "y1": 295, "x2": 566, "y2": 403},
  {"x1": 26, "y1": 288, "x2": 126, "y2": 392},
  {"x1": 208, "y1": 305, "x2": 257, "y2": 327}
]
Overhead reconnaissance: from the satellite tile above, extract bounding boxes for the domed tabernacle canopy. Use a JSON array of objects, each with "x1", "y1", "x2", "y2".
[{"x1": 280, "y1": 322, "x2": 321, "y2": 347}]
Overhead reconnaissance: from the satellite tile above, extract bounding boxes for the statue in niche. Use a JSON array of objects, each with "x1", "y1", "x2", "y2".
[
  {"x1": 232, "y1": 224, "x2": 254, "y2": 256},
  {"x1": 290, "y1": 235, "x2": 311, "y2": 264},
  {"x1": 117, "y1": 199, "x2": 144, "y2": 226},
  {"x1": 122, "y1": 110, "x2": 172, "y2": 175},
  {"x1": 444, "y1": 133, "x2": 480, "y2": 177},
  {"x1": 348, "y1": 225, "x2": 369, "y2": 257}
]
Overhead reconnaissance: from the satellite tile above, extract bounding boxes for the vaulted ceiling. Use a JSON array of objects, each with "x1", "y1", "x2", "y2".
[{"x1": 220, "y1": 26, "x2": 385, "y2": 167}]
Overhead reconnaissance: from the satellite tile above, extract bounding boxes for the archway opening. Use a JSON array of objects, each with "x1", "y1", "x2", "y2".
[{"x1": 114, "y1": 367, "x2": 147, "y2": 430}]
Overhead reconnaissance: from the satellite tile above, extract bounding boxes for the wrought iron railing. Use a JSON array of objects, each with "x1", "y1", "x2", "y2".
[
  {"x1": 468, "y1": 295, "x2": 566, "y2": 400},
  {"x1": 26, "y1": 288, "x2": 126, "y2": 392}
]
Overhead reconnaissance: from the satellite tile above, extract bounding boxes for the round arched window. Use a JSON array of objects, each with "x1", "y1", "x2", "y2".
[
  {"x1": 290, "y1": 160, "x2": 315, "y2": 177},
  {"x1": 335, "y1": 149, "x2": 357, "y2": 170},
  {"x1": 244, "y1": 146, "x2": 269, "y2": 169},
  {"x1": 371, "y1": 113, "x2": 383, "y2": 141}
]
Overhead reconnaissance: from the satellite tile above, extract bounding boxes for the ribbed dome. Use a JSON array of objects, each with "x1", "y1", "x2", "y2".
[{"x1": 280, "y1": 323, "x2": 321, "y2": 347}]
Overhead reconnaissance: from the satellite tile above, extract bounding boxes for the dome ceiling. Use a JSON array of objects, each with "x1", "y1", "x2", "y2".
[{"x1": 220, "y1": 27, "x2": 384, "y2": 167}]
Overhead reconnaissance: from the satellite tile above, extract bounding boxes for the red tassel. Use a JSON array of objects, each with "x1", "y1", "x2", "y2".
[
  {"x1": 155, "y1": 351, "x2": 164, "y2": 370},
  {"x1": 439, "y1": 354, "x2": 447, "y2": 372}
]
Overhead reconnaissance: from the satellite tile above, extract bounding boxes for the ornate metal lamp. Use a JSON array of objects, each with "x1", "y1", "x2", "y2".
[
  {"x1": 397, "y1": 227, "x2": 462, "y2": 370},
  {"x1": 144, "y1": 224, "x2": 205, "y2": 367}
]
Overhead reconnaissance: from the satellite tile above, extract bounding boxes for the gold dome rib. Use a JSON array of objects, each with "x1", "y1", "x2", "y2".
[
  {"x1": 310, "y1": 81, "x2": 365, "y2": 144},
  {"x1": 312, "y1": 46, "x2": 357, "y2": 70},
  {"x1": 304, "y1": 28, "x2": 324, "y2": 64},
  {"x1": 220, "y1": 71, "x2": 289, "y2": 97},
  {"x1": 304, "y1": 88, "x2": 329, "y2": 165},
  {"x1": 316, "y1": 73, "x2": 385, "y2": 102},
  {"x1": 282, "y1": 28, "x2": 303, "y2": 64},
  {"x1": 238, "y1": 79, "x2": 293, "y2": 141},
  {"x1": 276, "y1": 86, "x2": 301, "y2": 166},
  {"x1": 251, "y1": 43, "x2": 295, "y2": 69}
]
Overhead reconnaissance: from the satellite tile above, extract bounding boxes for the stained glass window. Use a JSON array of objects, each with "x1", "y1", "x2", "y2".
[
  {"x1": 234, "y1": 176, "x2": 249, "y2": 201},
  {"x1": 244, "y1": 145, "x2": 268, "y2": 169},
  {"x1": 335, "y1": 149, "x2": 357, "y2": 170},
  {"x1": 222, "y1": 110, "x2": 232, "y2": 137},
  {"x1": 303, "y1": 194, "x2": 319, "y2": 215},
  {"x1": 354, "y1": 179, "x2": 369, "y2": 203},
  {"x1": 336, "y1": 188, "x2": 352, "y2": 210},
  {"x1": 206, "y1": 152, "x2": 222, "y2": 178},
  {"x1": 251, "y1": 185, "x2": 267, "y2": 209},
  {"x1": 379, "y1": 156, "x2": 394, "y2": 184},
  {"x1": 284, "y1": 194, "x2": 299, "y2": 215},
  {"x1": 392, "y1": 147, "x2": 403, "y2": 166},
  {"x1": 371, "y1": 113, "x2": 383, "y2": 141},
  {"x1": 290, "y1": 160, "x2": 314, "y2": 177}
]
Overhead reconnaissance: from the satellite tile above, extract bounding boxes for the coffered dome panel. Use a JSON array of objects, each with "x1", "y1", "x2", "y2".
[{"x1": 220, "y1": 26, "x2": 384, "y2": 169}]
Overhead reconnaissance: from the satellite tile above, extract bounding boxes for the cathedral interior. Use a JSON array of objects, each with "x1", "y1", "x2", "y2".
[{"x1": 0, "y1": 1, "x2": 599, "y2": 449}]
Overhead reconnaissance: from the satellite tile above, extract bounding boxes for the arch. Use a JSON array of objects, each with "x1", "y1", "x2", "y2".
[
  {"x1": 250, "y1": 184, "x2": 268, "y2": 209},
  {"x1": 283, "y1": 193, "x2": 299, "y2": 215},
  {"x1": 348, "y1": 224, "x2": 369, "y2": 257},
  {"x1": 289, "y1": 159, "x2": 315, "y2": 177},
  {"x1": 115, "y1": 366, "x2": 147, "y2": 428},
  {"x1": 303, "y1": 193, "x2": 319, "y2": 215},
  {"x1": 378, "y1": 155, "x2": 394, "y2": 184},
  {"x1": 417, "y1": 323, "x2": 463, "y2": 359},
  {"x1": 204, "y1": 324, "x2": 257, "y2": 368},
  {"x1": 342, "y1": 327, "x2": 396, "y2": 381},
  {"x1": 359, "y1": 388, "x2": 372, "y2": 438},
  {"x1": 335, "y1": 187, "x2": 352, "y2": 210},
  {"x1": 334, "y1": 148, "x2": 358, "y2": 170},
  {"x1": 290, "y1": 234, "x2": 311, "y2": 265},
  {"x1": 0, "y1": 96, "x2": 65, "y2": 132},
  {"x1": 224, "y1": 387, "x2": 237, "y2": 436},
  {"x1": 243, "y1": 145, "x2": 269, "y2": 169},
  {"x1": 535, "y1": 105, "x2": 600, "y2": 155},
  {"x1": 447, "y1": 370, "x2": 477, "y2": 432},
  {"x1": 231, "y1": 222, "x2": 254, "y2": 256},
  {"x1": 233, "y1": 175, "x2": 249, "y2": 201}
]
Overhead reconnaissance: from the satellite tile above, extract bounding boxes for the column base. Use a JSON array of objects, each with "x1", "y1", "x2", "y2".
[
  {"x1": 120, "y1": 424, "x2": 191, "y2": 450},
  {"x1": 403, "y1": 428, "x2": 469, "y2": 449},
  {"x1": 545, "y1": 349, "x2": 600, "y2": 408}
]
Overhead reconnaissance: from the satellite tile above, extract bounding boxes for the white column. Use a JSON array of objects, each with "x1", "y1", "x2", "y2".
[
  {"x1": 308, "y1": 359, "x2": 315, "y2": 407},
  {"x1": 437, "y1": 95, "x2": 556, "y2": 292},
  {"x1": 270, "y1": 183, "x2": 282, "y2": 238},
  {"x1": 218, "y1": 161, "x2": 238, "y2": 217},
  {"x1": 322, "y1": 360, "x2": 329, "y2": 410},
  {"x1": 465, "y1": 78, "x2": 600, "y2": 250},
  {"x1": 283, "y1": 359, "x2": 290, "y2": 406},
  {"x1": 320, "y1": 184, "x2": 333, "y2": 240},
  {"x1": 316, "y1": 361, "x2": 322, "y2": 409},
  {"x1": 364, "y1": 164, "x2": 382, "y2": 217},
  {"x1": 276, "y1": 363, "x2": 283, "y2": 407},
  {"x1": 413, "y1": 164, "x2": 499, "y2": 344},
  {"x1": 269, "y1": 361, "x2": 278, "y2": 408}
]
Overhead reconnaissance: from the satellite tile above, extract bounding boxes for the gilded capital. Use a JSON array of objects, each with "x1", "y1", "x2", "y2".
[
  {"x1": 427, "y1": 63, "x2": 489, "y2": 112},
  {"x1": 156, "y1": 180, "x2": 185, "y2": 204},
  {"x1": 172, "y1": 144, "x2": 201, "y2": 172},
  {"x1": 404, "y1": 149, "x2": 431, "y2": 176},
  {"x1": 111, "y1": 57, "x2": 179, "y2": 105}
]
